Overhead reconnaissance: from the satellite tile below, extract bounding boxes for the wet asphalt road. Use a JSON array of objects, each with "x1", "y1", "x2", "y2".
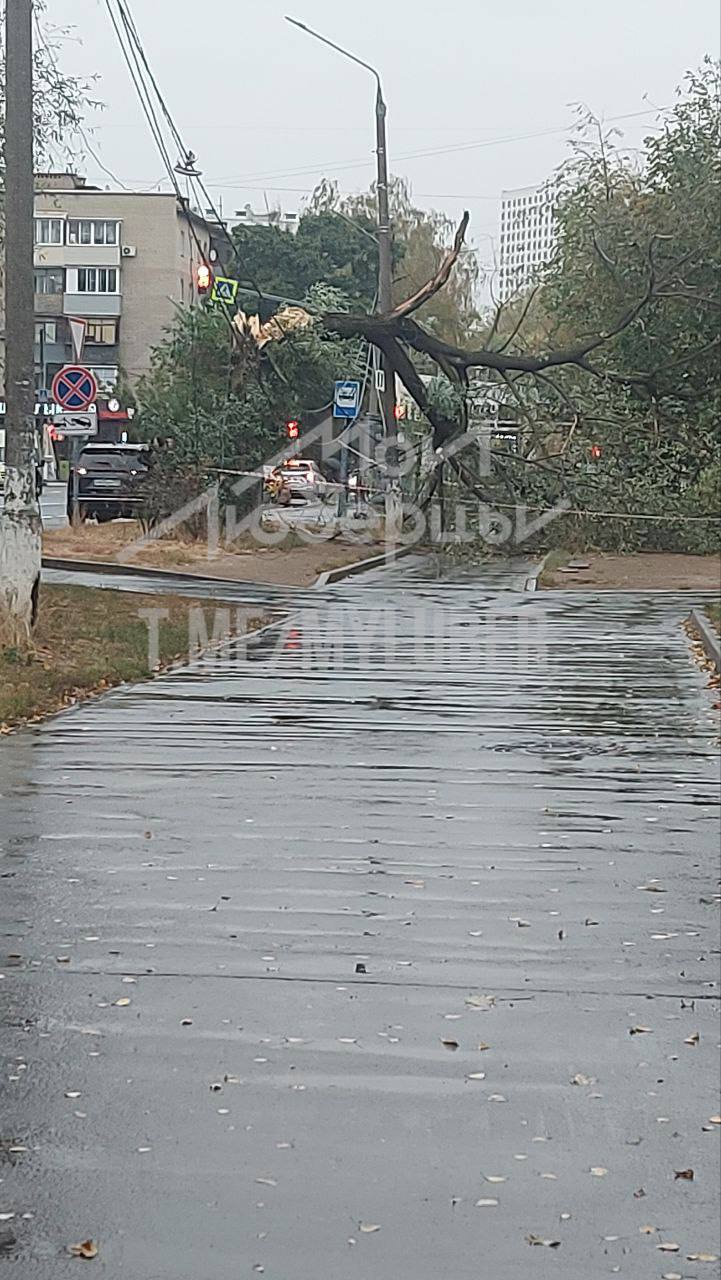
[{"x1": 1, "y1": 559, "x2": 719, "y2": 1279}]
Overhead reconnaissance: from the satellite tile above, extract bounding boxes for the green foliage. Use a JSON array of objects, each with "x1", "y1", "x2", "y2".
[
  {"x1": 229, "y1": 177, "x2": 480, "y2": 345},
  {"x1": 230, "y1": 211, "x2": 377, "y2": 313},
  {"x1": 477, "y1": 62, "x2": 721, "y2": 554},
  {"x1": 0, "y1": 2, "x2": 99, "y2": 175},
  {"x1": 133, "y1": 294, "x2": 365, "y2": 526}
]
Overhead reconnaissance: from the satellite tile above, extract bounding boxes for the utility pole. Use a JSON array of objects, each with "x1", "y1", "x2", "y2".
[
  {"x1": 373, "y1": 81, "x2": 397, "y2": 436},
  {"x1": 284, "y1": 18, "x2": 400, "y2": 535},
  {"x1": 0, "y1": 0, "x2": 41, "y2": 642}
]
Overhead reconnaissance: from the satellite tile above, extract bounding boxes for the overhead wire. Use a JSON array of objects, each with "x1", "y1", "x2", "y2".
[{"x1": 203, "y1": 107, "x2": 664, "y2": 190}]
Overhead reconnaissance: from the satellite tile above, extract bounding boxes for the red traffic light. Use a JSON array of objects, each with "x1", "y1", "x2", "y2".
[
  {"x1": 590, "y1": 444, "x2": 602, "y2": 459},
  {"x1": 286, "y1": 420, "x2": 300, "y2": 439},
  {"x1": 196, "y1": 264, "x2": 211, "y2": 293}
]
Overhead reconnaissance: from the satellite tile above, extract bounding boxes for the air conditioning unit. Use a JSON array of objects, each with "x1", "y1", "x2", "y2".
[{"x1": 121, "y1": 245, "x2": 137, "y2": 258}]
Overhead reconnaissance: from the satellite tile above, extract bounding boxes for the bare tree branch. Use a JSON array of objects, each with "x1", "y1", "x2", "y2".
[
  {"x1": 387, "y1": 211, "x2": 470, "y2": 320},
  {"x1": 494, "y1": 286, "x2": 540, "y2": 354}
]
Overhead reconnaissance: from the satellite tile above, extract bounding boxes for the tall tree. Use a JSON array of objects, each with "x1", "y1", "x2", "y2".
[{"x1": 0, "y1": 2, "x2": 98, "y2": 641}]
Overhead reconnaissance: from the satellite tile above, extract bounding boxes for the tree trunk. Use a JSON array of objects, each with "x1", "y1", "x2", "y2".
[
  {"x1": 1, "y1": 0, "x2": 41, "y2": 646},
  {"x1": 0, "y1": 466, "x2": 41, "y2": 646}
]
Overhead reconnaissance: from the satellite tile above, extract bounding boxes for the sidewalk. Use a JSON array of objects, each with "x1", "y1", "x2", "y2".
[{"x1": 1, "y1": 564, "x2": 718, "y2": 1278}]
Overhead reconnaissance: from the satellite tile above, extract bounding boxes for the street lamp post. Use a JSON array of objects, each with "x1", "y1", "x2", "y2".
[{"x1": 285, "y1": 18, "x2": 396, "y2": 438}]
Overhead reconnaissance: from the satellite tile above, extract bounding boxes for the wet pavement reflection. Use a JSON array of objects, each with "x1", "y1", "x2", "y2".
[{"x1": 1, "y1": 559, "x2": 719, "y2": 1278}]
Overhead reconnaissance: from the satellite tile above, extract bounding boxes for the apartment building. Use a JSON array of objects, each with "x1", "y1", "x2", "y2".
[
  {"x1": 12, "y1": 173, "x2": 218, "y2": 396},
  {"x1": 498, "y1": 181, "x2": 559, "y2": 302},
  {"x1": 224, "y1": 203, "x2": 300, "y2": 235}
]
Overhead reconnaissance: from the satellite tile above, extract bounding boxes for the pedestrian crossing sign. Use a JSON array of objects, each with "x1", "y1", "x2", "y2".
[{"x1": 211, "y1": 276, "x2": 239, "y2": 305}]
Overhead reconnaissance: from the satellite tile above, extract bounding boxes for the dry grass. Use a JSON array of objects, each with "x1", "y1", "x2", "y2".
[
  {"x1": 0, "y1": 584, "x2": 267, "y2": 731},
  {"x1": 43, "y1": 520, "x2": 386, "y2": 587}
]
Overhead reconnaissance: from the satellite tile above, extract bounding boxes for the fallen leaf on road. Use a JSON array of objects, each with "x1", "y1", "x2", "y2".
[
  {"x1": 359, "y1": 1223, "x2": 381, "y2": 1234},
  {"x1": 629, "y1": 1025, "x2": 653, "y2": 1035},
  {"x1": 113, "y1": 998, "x2": 131, "y2": 1007},
  {"x1": 674, "y1": 1168, "x2": 694, "y2": 1180},
  {"x1": 687, "y1": 1253, "x2": 719, "y2": 1263},
  {"x1": 590, "y1": 1167, "x2": 608, "y2": 1177},
  {"x1": 478, "y1": 1042, "x2": 490, "y2": 1051},
  {"x1": 484, "y1": 1176, "x2": 506, "y2": 1183},
  {"x1": 69, "y1": 1239, "x2": 98, "y2": 1259},
  {"x1": 571, "y1": 1073, "x2": 594, "y2": 1086},
  {"x1": 684, "y1": 1032, "x2": 700, "y2": 1045},
  {"x1": 527, "y1": 1235, "x2": 561, "y2": 1248},
  {"x1": 476, "y1": 1198, "x2": 499, "y2": 1207},
  {"x1": 657, "y1": 1243, "x2": 680, "y2": 1253},
  {"x1": 708, "y1": 1115, "x2": 721, "y2": 1125},
  {"x1": 465, "y1": 994, "x2": 495, "y2": 1010},
  {"x1": 467, "y1": 1072, "x2": 486, "y2": 1081}
]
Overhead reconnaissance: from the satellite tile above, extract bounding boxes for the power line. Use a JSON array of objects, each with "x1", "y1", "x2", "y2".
[
  {"x1": 102, "y1": 0, "x2": 178, "y2": 191},
  {"x1": 204, "y1": 107, "x2": 664, "y2": 189}
]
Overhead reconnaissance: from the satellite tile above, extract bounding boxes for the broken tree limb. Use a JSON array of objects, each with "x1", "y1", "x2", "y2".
[{"x1": 387, "y1": 211, "x2": 470, "y2": 320}]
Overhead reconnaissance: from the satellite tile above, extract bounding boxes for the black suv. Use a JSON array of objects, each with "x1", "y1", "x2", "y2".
[{"x1": 67, "y1": 443, "x2": 149, "y2": 522}]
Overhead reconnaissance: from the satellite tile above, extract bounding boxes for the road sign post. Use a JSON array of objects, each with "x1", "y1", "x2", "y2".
[
  {"x1": 333, "y1": 379, "x2": 361, "y2": 419},
  {"x1": 333, "y1": 381, "x2": 362, "y2": 518},
  {"x1": 211, "y1": 276, "x2": 239, "y2": 306},
  {"x1": 51, "y1": 365, "x2": 98, "y2": 413},
  {"x1": 53, "y1": 410, "x2": 98, "y2": 438}
]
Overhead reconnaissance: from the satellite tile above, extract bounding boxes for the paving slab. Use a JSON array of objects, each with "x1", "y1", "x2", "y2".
[{"x1": 1, "y1": 563, "x2": 719, "y2": 1279}]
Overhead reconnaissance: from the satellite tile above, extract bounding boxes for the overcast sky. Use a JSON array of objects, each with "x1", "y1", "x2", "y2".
[{"x1": 47, "y1": 0, "x2": 719, "y2": 282}]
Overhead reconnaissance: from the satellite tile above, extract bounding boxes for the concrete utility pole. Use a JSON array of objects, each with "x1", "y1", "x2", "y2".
[
  {"x1": 285, "y1": 18, "x2": 397, "y2": 438},
  {"x1": 0, "y1": 0, "x2": 41, "y2": 642}
]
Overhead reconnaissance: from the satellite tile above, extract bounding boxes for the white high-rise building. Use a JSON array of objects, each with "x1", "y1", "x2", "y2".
[{"x1": 498, "y1": 181, "x2": 558, "y2": 302}]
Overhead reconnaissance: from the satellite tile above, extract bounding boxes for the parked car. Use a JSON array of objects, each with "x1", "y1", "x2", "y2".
[
  {"x1": 273, "y1": 458, "x2": 328, "y2": 503},
  {"x1": 67, "y1": 442, "x2": 149, "y2": 521}
]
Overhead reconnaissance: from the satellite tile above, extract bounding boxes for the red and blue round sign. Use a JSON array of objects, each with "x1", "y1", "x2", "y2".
[{"x1": 52, "y1": 365, "x2": 98, "y2": 412}]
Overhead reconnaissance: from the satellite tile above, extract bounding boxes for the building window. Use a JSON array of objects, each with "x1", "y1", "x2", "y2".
[
  {"x1": 76, "y1": 267, "x2": 118, "y2": 294},
  {"x1": 34, "y1": 320, "x2": 58, "y2": 343},
  {"x1": 88, "y1": 365, "x2": 119, "y2": 388},
  {"x1": 67, "y1": 219, "x2": 119, "y2": 246},
  {"x1": 34, "y1": 267, "x2": 65, "y2": 294},
  {"x1": 34, "y1": 217, "x2": 64, "y2": 245},
  {"x1": 85, "y1": 320, "x2": 118, "y2": 345}
]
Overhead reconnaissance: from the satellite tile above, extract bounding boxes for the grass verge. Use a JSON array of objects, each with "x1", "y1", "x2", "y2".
[{"x1": 0, "y1": 584, "x2": 269, "y2": 732}]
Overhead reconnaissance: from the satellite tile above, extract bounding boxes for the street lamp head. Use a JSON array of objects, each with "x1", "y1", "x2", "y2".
[{"x1": 283, "y1": 14, "x2": 383, "y2": 94}]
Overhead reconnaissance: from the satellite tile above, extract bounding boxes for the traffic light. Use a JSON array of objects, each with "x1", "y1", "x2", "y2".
[
  {"x1": 286, "y1": 419, "x2": 300, "y2": 440},
  {"x1": 196, "y1": 263, "x2": 211, "y2": 294}
]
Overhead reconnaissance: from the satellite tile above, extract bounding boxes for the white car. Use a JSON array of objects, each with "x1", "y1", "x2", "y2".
[{"x1": 276, "y1": 459, "x2": 328, "y2": 502}]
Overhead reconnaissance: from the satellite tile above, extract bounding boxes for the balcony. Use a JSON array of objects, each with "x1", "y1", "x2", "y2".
[
  {"x1": 35, "y1": 245, "x2": 121, "y2": 269},
  {"x1": 63, "y1": 294, "x2": 122, "y2": 319}
]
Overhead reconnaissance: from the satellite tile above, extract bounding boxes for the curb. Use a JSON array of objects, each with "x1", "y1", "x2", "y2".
[
  {"x1": 41, "y1": 556, "x2": 285, "y2": 592},
  {"x1": 689, "y1": 608, "x2": 721, "y2": 672},
  {"x1": 314, "y1": 544, "x2": 419, "y2": 588},
  {"x1": 524, "y1": 553, "x2": 551, "y2": 592}
]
